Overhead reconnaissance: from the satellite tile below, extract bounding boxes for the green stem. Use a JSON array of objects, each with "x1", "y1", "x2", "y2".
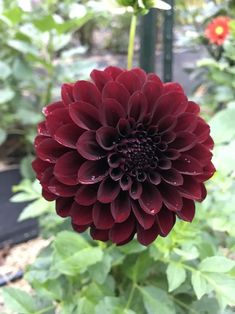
[
  {"x1": 124, "y1": 282, "x2": 136, "y2": 310},
  {"x1": 127, "y1": 13, "x2": 137, "y2": 70}
]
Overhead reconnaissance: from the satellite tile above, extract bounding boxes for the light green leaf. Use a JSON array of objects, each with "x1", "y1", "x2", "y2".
[
  {"x1": 205, "y1": 273, "x2": 235, "y2": 308},
  {"x1": 191, "y1": 271, "x2": 209, "y2": 299},
  {"x1": 3, "y1": 7, "x2": 23, "y2": 24},
  {"x1": 166, "y1": 263, "x2": 186, "y2": 292},
  {"x1": 76, "y1": 297, "x2": 95, "y2": 314},
  {"x1": 199, "y1": 256, "x2": 235, "y2": 273},
  {"x1": 139, "y1": 286, "x2": 176, "y2": 314},
  {"x1": 0, "y1": 87, "x2": 15, "y2": 103},
  {"x1": 7, "y1": 39, "x2": 39, "y2": 56},
  {"x1": 2, "y1": 287, "x2": 37, "y2": 314},
  {"x1": 53, "y1": 231, "x2": 103, "y2": 275},
  {"x1": 0, "y1": 128, "x2": 7, "y2": 145},
  {"x1": 89, "y1": 253, "x2": 112, "y2": 284},
  {"x1": 210, "y1": 108, "x2": 235, "y2": 144},
  {"x1": 0, "y1": 61, "x2": 11, "y2": 79},
  {"x1": 95, "y1": 297, "x2": 124, "y2": 314},
  {"x1": 33, "y1": 15, "x2": 56, "y2": 32},
  {"x1": 18, "y1": 198, "x2": 52, "y2": 221}
]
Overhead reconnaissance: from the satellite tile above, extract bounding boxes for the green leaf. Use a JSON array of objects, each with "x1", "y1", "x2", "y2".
[
  {"x1": 199, "y1": 256, "x2": 235, "y2": 273},
  {"x1": 204, "y1": 273, "x2": 235, "y2": 308},
  {"x1": 7, "y1": 39, "x2": 39, "y2": 56},
  {"x1": 166, "y1": 263, "x2": 186, "y2": 292},
  {"x1": 76, "y1": 297, "x2": 95, "y2": 314},
  {"x1": 210, "y1": 108, "x2": 235, "y2": 144},
  {"x1": 0, "y1": 61, "x2": 11, "y2": 79},
  {"x1": 139, "y1": 286, "x2": 176, "y2": 314},
  {"x1": 33, "y1": 15, "x2": 56, "y2": 32},
  {"x1": 2, "y1": 287, "x2": 37, "y2": 314},
  {"x1": 95, "y1": 297, "x2": 124, "y2": 314},
  {"x1": 13, "y1": 58, "x2": 33, "y2": 80},
  {"x1": 89, "y1": 253, "x2": 112, "y2": 284},
  {"x1": 0, "y1": 128, "x2": 7, "y2": 145},
  {"x1": 0, "y1": 87, "x2": 15, "y2": 103},
  {"x1": 191, "y1": 271, "x2": 209, "y2": 299},
  {"x1": 18, "y1": 198, "x2": 53, "y2": 221},
  {"x1": 53, "y1": 231, "x2": 103, "y2": 275},
  {"x1": 3, "y1": 7, "x2": 23, "y2": 24},
  {"x1": 20, "y1": 155, "x2": 35, "y2": 180}
]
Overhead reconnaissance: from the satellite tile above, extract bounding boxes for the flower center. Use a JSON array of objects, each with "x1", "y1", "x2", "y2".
[
  {"x1": 215, "y1": 26, "x2": 224, "y2": 35},
  {"x1": 111, "y1": 123, "x2": 169, "y2": 182}
]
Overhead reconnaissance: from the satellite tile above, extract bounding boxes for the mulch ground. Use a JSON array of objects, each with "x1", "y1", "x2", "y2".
[{"x1": 0, "y1": 237, "x2": 50, "y2": 314}]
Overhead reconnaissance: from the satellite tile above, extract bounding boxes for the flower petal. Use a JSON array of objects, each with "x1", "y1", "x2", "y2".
[
  {"x1": 75, "y1": 184, "x2": 98, "y2": 206},
  {"x1": 54, "y1": 123, "x2": 83, "y2": 148},
  {"x1": 69, "y1": 101, "x2": 101, "y2": 130},
  {"x1": 78, "y1": 159, "x2": 109, "y2": 184},
  {"x1": 159, "y1": 183, "x2": 183, "y2": 211},
  {"x1": 54, "y1": 151, "x2": 82, "y2": 185},
  {"x1": 174, "y1": 113, "x2": 197, "y2": 132},
  {"x1": 38, "y1": 121, "x2": 50, "y2": 136},
  {"x1": 61, "y1": 83, "x2": 74, "y2": 106},
  {"x1": 173, "y1": 154, "x2": 203, "y2": 175},
  {"x1": 76, "y1": 130, "x2": 106, "y2": 160},
  {"x1": 46, "y1": 108, "x2": 72, "y2": 136},
  {"x1": 152, "y1": 92, "x2": 187, "y2": 123},
  {"x1": 102, "y1": 81, "x2": 130, "y2": 109},
  {"x1": 48, "y1": 177, "x2": 78, "y2": 197},
  {"x1": 72, "y1": 223, "x2": 89, "y2": 233},
  {"x1": 32, "y1": 158, "x2": 50, "y2": 180},
  {"x1": 131, "y1": 68, "x2": 147, "y2": 84},
  {"x1": 97, "y1": 177, "x2": 120, "y2": 203},
  {"x1": 129, "y1": 181, "x2": 143, "y2": 199},
  {"x1": 170, "y1": 132, "x2": 196, "y2": 152},
  {"x1": 177, "y1": 199, "x2": 195, "y2": 222},
  {"x1": 116, "y1": 70, "x2": 142, "y2": 94},
  {"x1": 128, "y1": 91, "x2": 147, "y2": 122},
  {"x1": 56, "y1": 197, "x2": 73, "y2": 217},
  {"x1": 100, "y1": 98, "x2": 126, "y2": 127},
  {"x1": 186, "y1": 101, "x2": 200, "y2": 114},
  {"x1": 160, "y1": 168, "x2": 183, "y2": 186},
  {"x1": 111, "y1": 191, "x2": 131, "y2": 223},
  {"x1": 93, "y1": 202, "x2": 114, "y2": 229},
  {"x1": 90, "y1": 69, "x2": 112, "y2": 91},
  {"x1": 193, "y1": 118, "x2": 210, "y2": 143},
  {"x1": 109, "y1": 215, "x2": 135, "y2": 244},
  {"x1": 90, "y1": 227, "x2": 109, "y2": 241},
  {"x1": 104, "y1": 66, "x2": 124, "y2": 80},
  {"x1": 36, "y1": 138, "x2": 68, "y2": 163},
  {"x1": 137, "y1": 223, "x2": 159, "y2": 246},
  {"x1": 132, "y1": 201, "x2": 155, "y2": 230},
  {"x1": 70, "y1": 202, "x2": 93, "y2": 225},
  {"x1": 163, "y1": 82, "x2": 184, "y2": 94},
  {"x1": 96, "y1": 126, "x2": 118, "y2": 150},
  {"x1": 178, "y1": 176, "x2": 202, "y2": 201},
  {"x1": 142, "y1": 81, "x2": 163, "y2": 112},
  {"x1": 43, "y1": 101, "x2": 64, "y2": 116},
  {"x1": 139, "y1": 182, "x2": 162, "y2": 215},
  {"x1": 73, "y1": 80, "x2": 101, "y2": 108},
  {"x1": 187, "y1": 143, "x2": 212, "y2": 166},
  {"x1": 156, "y1": 208, "x2": 175, "y2": 236}
]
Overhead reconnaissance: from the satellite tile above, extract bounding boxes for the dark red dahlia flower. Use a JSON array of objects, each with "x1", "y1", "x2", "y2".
[
  {"x1": 32, "y1": 66, "x2": 215, "y2": 246},
  {"x1": 205, "y1": 16, "x2": 231, "y2": 46}
]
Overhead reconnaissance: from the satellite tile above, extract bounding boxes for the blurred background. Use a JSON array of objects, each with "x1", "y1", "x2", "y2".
[{"x1": 0, "y1": 0, "x2": 235, "y2": 313}]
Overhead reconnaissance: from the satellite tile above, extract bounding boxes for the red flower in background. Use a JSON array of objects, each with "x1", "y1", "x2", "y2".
[
  {"x1": 32, "y1": 67, "x2": 215, "y2": 246},
  {"x1": 205, "y1": 16, "x2": 231, "y2": 46}
]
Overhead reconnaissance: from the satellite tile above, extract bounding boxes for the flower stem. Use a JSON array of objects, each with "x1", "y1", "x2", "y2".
[{"x1": 127, "y1": 13, "x2": 137, "y2": 70}]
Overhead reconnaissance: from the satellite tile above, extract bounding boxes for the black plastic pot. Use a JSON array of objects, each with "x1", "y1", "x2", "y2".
[{"x1": 0, "y1": 168, "x2": 39, "y2": 249}]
